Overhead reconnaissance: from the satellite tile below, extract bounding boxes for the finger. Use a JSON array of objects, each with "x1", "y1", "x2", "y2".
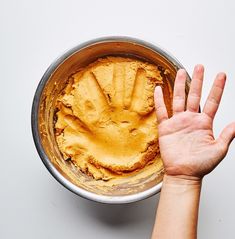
[
  {"x1": 173, "y1": 69, "x2": 187, "y2": 114},
  {"x1": 187, "y1": 65, "x2": 204, "y2": 112},
  {"x1": 203, "y1": 73, "x2": 226, "y2": 119},
  {"x1": 154, "y1": 86, "x2": 169, "y2": 124},
  {"x1": 217, "y1": 122, "x2": 235, "y2": 149}
]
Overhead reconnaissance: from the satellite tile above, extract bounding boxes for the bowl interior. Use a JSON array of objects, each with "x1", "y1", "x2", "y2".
[{"x1": 34, "y1": 38, "x2": 190, "y2": 200}]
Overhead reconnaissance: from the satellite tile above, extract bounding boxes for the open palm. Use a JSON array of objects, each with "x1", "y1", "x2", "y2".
[{"x1": 154, "y1": 65, "x2": 235, "y2": 179}]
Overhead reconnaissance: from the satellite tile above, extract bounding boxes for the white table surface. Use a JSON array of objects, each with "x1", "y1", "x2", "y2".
[{"x1": 1, "y1": 0, "x2": 235, "y2": 238}]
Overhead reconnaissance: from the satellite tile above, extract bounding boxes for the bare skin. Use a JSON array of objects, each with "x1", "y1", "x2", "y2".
[{"x1": 151, "y1": 65, "x2": 235, "y2": 239}]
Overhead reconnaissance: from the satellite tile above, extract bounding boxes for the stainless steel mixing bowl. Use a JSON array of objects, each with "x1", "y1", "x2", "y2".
[{"x1": 31, "y1": 36, "x2": 190, "y2": 204}]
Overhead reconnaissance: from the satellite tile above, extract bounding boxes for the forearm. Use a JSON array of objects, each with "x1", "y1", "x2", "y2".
[{"x1": 152, "y1": 175, "x2": 202, "y2": 239}]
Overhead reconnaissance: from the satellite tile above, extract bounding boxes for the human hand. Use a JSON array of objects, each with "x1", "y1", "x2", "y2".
[{"x1": 154, "y1": 65, "x2": 235, "y2": 180}]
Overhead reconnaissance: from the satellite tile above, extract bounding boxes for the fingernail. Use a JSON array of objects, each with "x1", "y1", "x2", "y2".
[
  {"x1": 195, "y1": 64, "x2": 204, "y2": 73},
  {"x1": 217, "y1": 72, "x2": 227, "y2": 80},
  {"x1": 155, "y1": 85, "x2": 162, "y2": 92},
  {"x1": 177, "y1": 69, "x2": 186, "y2": 77},
  {"x1": 155, "y1": 85, "x2": 160, "y2": 91}
]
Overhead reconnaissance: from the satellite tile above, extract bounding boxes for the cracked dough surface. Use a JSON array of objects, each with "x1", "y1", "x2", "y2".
[{"x1": 55, "y1": 57, "x2": 172, "y2": 182}]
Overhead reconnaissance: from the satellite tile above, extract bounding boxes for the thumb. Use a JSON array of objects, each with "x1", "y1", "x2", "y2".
[{"x1": 217, "y1": 122, "x2": 235, "y2": 149}]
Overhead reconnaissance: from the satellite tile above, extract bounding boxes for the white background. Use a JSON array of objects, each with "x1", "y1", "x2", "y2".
[{"x1": 1, "y1": 0, "x2": 235, "y2": 238}]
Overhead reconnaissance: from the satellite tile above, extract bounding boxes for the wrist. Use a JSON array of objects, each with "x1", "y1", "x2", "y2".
[
  {"x1": 163, "y1": 174, "x2": 202, "y2": 187},
  {"x1": 155, "y1": 174, "x2": 202, "y2": 239}
]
